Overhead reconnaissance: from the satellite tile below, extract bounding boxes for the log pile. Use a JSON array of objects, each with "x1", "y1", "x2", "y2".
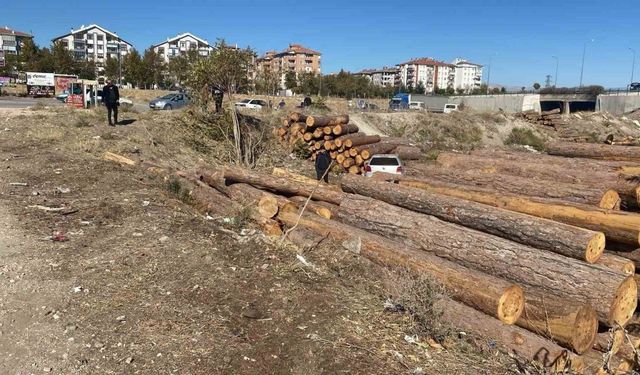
[
  {"x1": 517, "y1": 108, "x2": 566, "y2": 129},
  {"x1": 275, "y1": 112, "x2": 423, "y2": 174}
]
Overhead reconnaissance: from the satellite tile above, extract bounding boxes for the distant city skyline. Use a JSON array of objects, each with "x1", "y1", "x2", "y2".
[{"x1": 3, "y1": 0, "x2": 639, "y2": 88}]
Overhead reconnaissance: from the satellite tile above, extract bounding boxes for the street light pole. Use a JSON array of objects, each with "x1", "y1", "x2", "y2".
[
  {"x1": 579, "y1": 39, "x2": 594, "y2": 88},
  {"x1": 629, "y1": 48, "x2": 636, "y2": 88},
  {"x1": 118, "y1": 37, "x2": 122, "y2": 86},
  {"x1": 552, "y1": 55, "x2": 559, "y2": 87},
  {"x1": 486, "y1": 55, "x2": 492, "y2": 94}
]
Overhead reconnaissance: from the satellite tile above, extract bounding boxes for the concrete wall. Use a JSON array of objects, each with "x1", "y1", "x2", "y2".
[
  {"x1": 596, "y1": 94, "x2": 640, "y2": 115},
  {"x1": 449, "y1": 94, "x2": 541, "y2": 113}
]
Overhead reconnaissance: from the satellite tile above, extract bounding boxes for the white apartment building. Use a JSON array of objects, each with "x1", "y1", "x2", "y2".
[
  {"x1": 151, "y1": 33, "x2": 214, "y2": 63},
  {"x1": 452, "y1": 58, "x2": 483, "y2": 93},
  {"x1": 356, "y1": 67, "x2": 398, "y2": 87},
  {"x1": 52, "y1": 24, "x2": 132, "y2": 66},
  {"x1": 0, "y1": 27, "x2": 33, "y2": 70},
  {"x1": 396, "y1": 58, "x2": 455, "y2": 93}
]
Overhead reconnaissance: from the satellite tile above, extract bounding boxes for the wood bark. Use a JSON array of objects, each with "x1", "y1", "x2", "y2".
[
  {"x1": 276, "y1": 210, "x2": 525, "y2": 324},
  {"x1": 348, "y1": 135, "x2": 381, "y2": 148},
  {"x1": 222, "y1": 167, "x2": 345, "y2": 205},
  {"x1": 392, "y1": 145, "x2": 423, "y2": 160},
  {"x1": 225, "y1": 183, "x2": 293, "y2": 217},
  {"x1": 334, "y1": 132, "x2": 367, "y2": 148},
  {"x1": 607, "y1": 248, "x2": 640, "y2": 270},
  {"x1": 337, "y1": 194, "x2": 637, "y2": 326},
  {"x1": 547, "y1": 141, "x2": 640, "y2": 161},
  {"x1": 596, "y1": 253, "x2": 636, "y2": 275},
  {"x1": 270, "y1": 168, "x2": 341, "y2": 190},
  {"x1": 288, "y1": 195, "x2": 334, "y2": 219},
  {"x1": 306, "y1": 114, "x2": 349, "y2": 127},
  {"x1": 396, "y1": 177, "x2": 640, "y2": 246},
  {"x1": 288, "y1": 112, "x2": 308, "y2": 123},
  {"x1": 378, "y1": 137, "x2": 415, "y2": 146},
  {"x1": 332, "y1": 123, "x2": 359, "y2": 136},
  {"x1": 407, "y1": 163, "x2": 621, "y2": 209},
  {"x1": 436, "y1": 152, "x2": 640, "y2": 208},
  {"x1": 340, "y1": 174, "x2": 605, "y2": 263},
  {"x1": 359, "y1": 142, "x2": 399, "y2": 160}
]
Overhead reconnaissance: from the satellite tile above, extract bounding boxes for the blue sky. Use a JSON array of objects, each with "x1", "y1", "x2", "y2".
[{"x1": 3, "y1": 0, "x2": 639, "y2": 88}]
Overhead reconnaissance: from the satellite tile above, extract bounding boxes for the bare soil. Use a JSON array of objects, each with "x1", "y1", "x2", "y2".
[{"x1": 0, "y1": 106, "x2": 520, "y2": 374}]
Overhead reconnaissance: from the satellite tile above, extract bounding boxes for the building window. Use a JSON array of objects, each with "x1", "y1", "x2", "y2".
[
  {"x1": 158, "y1": 47, "x2": 165, "y2": 54},
  {"x1": 180, "y1": 41, "x2": 186, "y2": 48},
  {"x1": 97, "y1": 44, "x2": 103, "y2": 51},
  {"x1": 96, "y1": 34, "x2": 103, "y2": 41}
]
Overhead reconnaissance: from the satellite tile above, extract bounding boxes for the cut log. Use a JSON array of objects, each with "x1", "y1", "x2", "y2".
[
  {"x1": 594, "y1": 329, "x2": 626, "y2": 357},
  {"x1": 355, "y1": 155, "x2": 364, "y2": 166},
  {"x1": 336, "y1": 153, "x2": 346, "y2": 164},
  {"x1": 337, "y1": 194, "x2": 637, "y2": 326},
  {"x1": 597, "y1": 253, "x2": 636, "y2": 275},
  {"x1": 359, "y1": 143, "x2": 399, "y2": 160},
  {"x1": 303, "y1": 132, "x2": 313, "y2": 141},
  {"x1": 288, "y1": 196, "x2": 334, "y2": 219},
  {"x1": 312, "y1": 128, "x2": 323, "y2": 138},
  {"x1": 306, "y1": 114, "x2": 349, "y2": 127},
  {"x1": 437, "y1": 299, "x2": 583, "y2": 373},
  {"x1": 396, "y1": 177, "x2": 640, "y2": 246},
  {"x1": 393, "y1": 145, "x2": 423, "y2": 160},
  {"x1": 222, "y1": 167, "x2": 345, "y2": 205},
  {"x1": 547, "y1": 141, "x2": 640, "y2": 161},
  {"x1": 334, "y1": 132, "x2": 367, "y2": 148},
  {"x1": 225, "y1": 183, "x2": 293, "y2": 216},
  {"x1": 607, "y1": 248, "x2": 640, "y2": 270},
  {"x1": 407, "y1": 163, "x2": 621, "y2": 209},
  {"x1": 276, "y1": 210, "x2": 524, "y2": 324},
  {"x1": 257, "y1": 195, "x2": 279, "y2": 218},
  {"x1": 288, "y1": 112, "x2": 308, "y2": 123},
  {"x1": 518, "y1": 291, "x2": 598, "y2": 354},
  {"x1": 104, "y1": 151, "x2": 136, "y2": 166},
  {"x1": 348, "y1": 165, "x2": 360, "y2": 174},
  {"x1": 340, "y1": 174, "x2": 605, "y2": 263},
  {"x1": 329, "y1": 151, "x2": 338, "y2": 159},
  {"x1": 342, "y1": 157, "x2": 355, "y2": 168},
  {"x1": 271, "y1": 168, "x2": 340, "y2": 190},
  {"x1": 348, "y1": 148, "x2": 358, "y2": 157},
  {"x1": 332, "y1": 123, "x2": 359, "y2": 136},
  {"x1": 436, "y1": 152, "x2": 640, "y2": 208},
  {"x1": 347, "y1": 135, "x2": 381, "y2": 148},
  {"x1": 378, "y1": 137, "x2": 415, "y2": 146},
  {"x1": 322, "y1": 126, "x2": 333, "y2": 135}
]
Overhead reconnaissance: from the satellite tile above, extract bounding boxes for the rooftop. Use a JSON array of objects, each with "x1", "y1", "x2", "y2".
[
  {"x1": 52, "y1": 24, "x2": 132, "y2": 45},
  {"x1": 0, "y1": 26, "x2": 32, "y2": 38},
  {"x1": 151, "y1": 32, "x2": 211, "y2": 49},
  {"x1": 398, "y1": 57, "x2": 455, "y2": 68},
  {"x1": 258, "y1": 44, "x2": 321, "y2": 60}
]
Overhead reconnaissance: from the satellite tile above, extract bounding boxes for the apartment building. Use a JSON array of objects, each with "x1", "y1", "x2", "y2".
[
  {"x1": 452, "y1": 58, "x2": 483, "y2": 93},
  {"x1": 151, "y1": 33, "x2": 214, "y2": 63},
  {"x1": 256, "y1": 44, "x2": 321, "y2": 88},
  {"x1": 396, "y1": 58, "x2": 455, "y2": 93},
  {"x1": 51, "y1": 24, "x2": 132, "y2": 66},
  {"x1": 356, "y1": 67, "x2": 399, "y2": 87},
  {"x1": 0, "y1": 26, "x2": 33, "y2": 68}
]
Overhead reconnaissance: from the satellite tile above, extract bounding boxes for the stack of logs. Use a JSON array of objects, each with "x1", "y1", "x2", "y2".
[
  {"x1": 518, "y1": 108, "x2": 566, "y2": 129},
  {"x1": 178, "y1": 140, "x2": 640, "y2": 374},
  {"x1": 275, "y1": 112, "x2": 422, "y2": 174}
]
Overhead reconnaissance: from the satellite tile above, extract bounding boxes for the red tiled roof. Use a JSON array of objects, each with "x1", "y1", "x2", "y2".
[
  {"x1": 399, "y1": 57, "x2": 455, "y2": 68},
  {"x1": 283, "y1": 44, "x2": 321, "y2": 55},
  {"x1": 0, "y1": 27, "x2": 32, "y2": 38}
]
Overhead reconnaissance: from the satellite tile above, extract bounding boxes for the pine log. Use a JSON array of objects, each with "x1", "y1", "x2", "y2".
[
  {"x1": 348, "y1": 165, "x2": 360, "y2": 174},
  {"x1": 397, "y1": 177, "x2": 640, "y2": 246},
  {"x1": 348, "y1": 148, "x2": 358, "y2": 157},
  {"x1": 337, "y1": 194, "x2": 637, "y2": 326},
  {"x1": 435, "y1": 152, "x2": 640, "y2": 208},
  {"x1": 306, "y1": 114, "x2": 349, "y2": 127},
  {"x1": 222, "y1": 167, "x2": 345, "y2": 205},
  {"x1": 270, "y1": 168, "x2": 340, "y2": 190},
  {"x1": 355, "y1": 155, "x2": 364, "y2": 166},
  {"x1": 518, "y1": 291, "x2": 598, "y2": 354},
  {"x1": 393, "y1": 145, "x2": 423, "y2": 160},
  {"x1": 607, "y1": 248, "x2": 640, "y2": 270},
  {"x1": 597, "y1": 253, "x2": 636, "y2": 275},
  {"x1": 323, "y1": 140, "x2": 333, "y2": 150},
  {"x1": 322, "y1": 126, "x2": 333, "y2": 135},
  {"x1": 225, "y1": 183, "x2": 293, "y2": 217},
  {"x1": 334, "y1": 132, "x2": 367, "y2": 148},
  {"x1": 378, "y1": 137, "x2": 415, "y2": 146},
  {"x1": 103, "y1": 151, "x2": 136, "y2": 166},
  {"x1": 288, "y1": 196, "x2": 335, "y2": 219},
  {"x1": 594, "y1": 329, "x2": 626, "y2": 357},
  {"x1": 437, "y1": 299, "x2": 583, "y2": 373},
  {"x1": 303, "y1": 132, "x2": 314, "y2": 141},
  {"x1": 332, "y1": 123, "x2": 359, "y2": 136},
  {"x1": 276, "y1": 210, "x2": 525, "y2": 324},
  {"x1": 359, "y1": 143, "x2": 399, "y2": 160},
  {"x1": 323, "y1": 135, "x2": 333, "y2": 141},
  {"x1": 288, "y1": 112, "x2": 308, "y2": 123},
  {"x1": 547, "y1": 142, "x2": 640, "y2": 162},
  {"x1": 312, "y1": 128, "x2": 324, "y2": 138},
  {"x1": 329, "y1": 151, "x2": 338, "y2": 159},
  {"x1": 407, "y1": 164, "x2": 621, "y2": 209},
  {"x1": 336, "y1": 153, "x2": 346, "y2": 164},
  {"x1": 340, "y1": 174, "x2": 605, "y2": 263}
]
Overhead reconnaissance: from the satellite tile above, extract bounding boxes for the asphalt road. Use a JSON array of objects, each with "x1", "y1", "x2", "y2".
[{"x1": 0, "y1": 97, "x2": 62, "y2": 109}]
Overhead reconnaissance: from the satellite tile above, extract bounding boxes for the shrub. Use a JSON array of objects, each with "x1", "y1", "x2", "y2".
[{"x1": 504, "y1": 128, "x2": 546, "y2": 151}]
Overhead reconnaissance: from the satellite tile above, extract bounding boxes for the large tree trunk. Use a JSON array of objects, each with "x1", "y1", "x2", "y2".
[
  {"x1": 337, "y1": 194, "x2": 637, "y2": 326},
  {"x1": 340, "y1": 174, "x2": 605, "y2": 263},
  {"x1": 547, "y1": 141, "x2": 640, "y2": 161},
  {"x1": 392, "y1": 145, "x2": 423, "y2": 160},
  {"x1": 306, "y1": 114, "x2": 349, "y2": 127},
  {"x1": 406, "y1": 163, "x2": 621, "y2": 209},
  {"x1": 332, "y1": 123, "x2": 359, "y2": 136},
  {"x1": 334, "y1": 132, "x2": 367, "y2": 148},
  {"x1": 436, "y1": 152, "x2": 640, "y2": 208},
  {"x1": 346, "y1": 135, "x2": 381, "y2": 148},
  {"x1": 221, "y1": 167, "x2": 345, "y2": 205},
  {"x1": 224, "y1": 183, "x2": 295, "y2": 218},
  {"x1": 358, "y1": 142, "x2": 399, "y2": 160},
  {"x1": 276, "y1": 210, "x2": 525, "y2": 324},
  {"x1": 596, "y1": 253, "x2": 636, "y2": 275},
  {"x1": 607, "y1": 248, "x2": 640, "y2": 270},
  {"x1": 397, "y1": 177, "x2": 640, "y2": 246},
  {"x1": 270, "y1": 168, "x2": 341, "y2": 191},
  {"x1": 518, "y1": 291, "x2": 598, "y2": 354}
]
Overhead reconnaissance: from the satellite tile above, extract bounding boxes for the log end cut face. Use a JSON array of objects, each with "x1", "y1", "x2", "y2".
[
  {"x1": 599, "y1": 190, "x2": 621, "y2": 210},
  {"x1": 498, "y1": 285, "x2": 525, "y2": 325},
  {"x1": 257, "y1": 196, "x2": 279, "y2": 219},
  {"x1": 610, "y1": 276, "x2": 638, "y2": 326},
  {"x1": 585, "y1": 232, "x2": 606, "y2": 263},
  {"x1": 635, "y1": 186, "x2": 640, "y2": 208},
  {"x1": 572, "y1": 305, "x2": 599, "y2": 354}
]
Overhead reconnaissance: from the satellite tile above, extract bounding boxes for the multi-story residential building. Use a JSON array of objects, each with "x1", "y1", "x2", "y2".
[
  {"x1": 356, "y1": 67, "x2": 399, "y2": 87},
  {"x1": 51, "y1": 24, "x2": 133, "y2": 67},
  {"x1": 396, "y1": 58, "x2": 455, "y2": 93},
  {"x1": 151, "y1": 33, "x2": 214, "y2": 63},
  {"x1": 452, "y1": 58, "x2": 483, "y2": 93},
  {"x1": 256, "y1": 44, "x2": 321, "y2": 89},
  {"x1": 0, "y1": 26, "x2": 33, "y2": 69}
]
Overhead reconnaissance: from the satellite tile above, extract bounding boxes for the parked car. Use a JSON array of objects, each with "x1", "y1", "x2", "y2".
[
  {"x1": 443, "y1": 103, "x2": 458, "y2": 113},
  {"x1": 409, "y1": 101, "x2": 424, "y2": 110},
  {"x1": 149, "y1": 93, "x2": 191, "y2": 110},
  {"x1": 235, "y1": 98, "x2": 267, "y2": 110},
  {"x1": 630, "y1": 82, "x2": 640, "y2": 91},
  {"x1": 363, "y1": 154, "x2": 404, "y2": 177}
]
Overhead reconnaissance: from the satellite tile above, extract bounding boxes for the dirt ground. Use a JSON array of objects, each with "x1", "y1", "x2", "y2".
[{"x1": 0, "y1": 106, "x2": 527, "y2": 374}]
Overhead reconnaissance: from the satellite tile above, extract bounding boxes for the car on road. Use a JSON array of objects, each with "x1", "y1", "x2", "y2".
[
  {"x1": 630, "y1": 82, "x2": 640, "y2": 91},
  {"x1": 149, "y1": 93, "x2": 190, "y2": 110},
  {"x1": 443, "y1": 103, "x2": 458, "y2": 113},
  {"x1": 235, "y1": 98, "x2": 268, "y2": 110},
  {"x1": 363, "y1": 154, "x2": 404, "y2": 177}
]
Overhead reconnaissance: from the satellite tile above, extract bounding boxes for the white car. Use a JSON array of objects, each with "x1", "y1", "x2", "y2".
[
  {"x1": 363, "y1": 154, "x2": 404, "y2": 177},
  {"x1": 443, "y1": 103, "x2": 458, "y2": 113},
  {"x1": 235, "y1": 98, "x2": 268, "y2": 110}
]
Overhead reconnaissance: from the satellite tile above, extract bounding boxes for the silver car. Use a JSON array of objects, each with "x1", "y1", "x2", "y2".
[{"x1": 149, "y1": 93, "x2": 190, "y2": 110}]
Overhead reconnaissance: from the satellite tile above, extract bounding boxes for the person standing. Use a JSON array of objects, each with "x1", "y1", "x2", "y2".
[
  {"x1": 102, "y1": 80, "x2": 120, "y2": 126},
  {"x1": 213, "y1": 86, "x2": 223, "y2": 113},
  {"x1": 314, "y1": 150, "x2": 331, "y2": 183}
]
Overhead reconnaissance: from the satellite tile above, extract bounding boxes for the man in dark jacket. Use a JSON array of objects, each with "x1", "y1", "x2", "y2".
[
  {"x1": 102, "y1": 80, "x2": 120, "y2": 126},
  {"x1": 314, "y1": 150, "x2": 332, "y2": 183},
  {"x1": 213, "y1": 86, "x2": 223, "y2": 113}
]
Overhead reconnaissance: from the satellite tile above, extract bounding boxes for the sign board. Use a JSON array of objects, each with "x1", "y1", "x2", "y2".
[
  {"x1": 67, "y1": 94, "x2": 85, "y2": 109},
  {"x1": 55, "y1": 76, "x2": 77, "y2": 95},
  {"x1": 26, "y1": 72, "x2": 55, "y2": 87},
  {"x1": 0, "y1": 77, "x2": 11, "y2": 84}
]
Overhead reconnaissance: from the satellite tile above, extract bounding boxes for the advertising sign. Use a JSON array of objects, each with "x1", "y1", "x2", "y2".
[
  {"x1": 55, "y1": 76, "x2": 77, "y2": 95},
  {"x1": 67, "y1": 94, "x2": 85, "y2": 109},
  {"x1": 26, "y1": 72, "x2": 55, "y2": 97}
]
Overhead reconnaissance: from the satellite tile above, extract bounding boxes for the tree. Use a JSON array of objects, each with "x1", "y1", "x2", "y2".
[
  {"x1": 51, "y1": 41, "x2": 75, "y2": 74},
  {"x1": 20, "y1": 38, "x2": 41, "y2": 72},
  {"x1": 104, "y1": 56, "x2": 119, "y2": 82},
  {"x1": 167, "y1": 49, "x2": 200, "y2": 86},
  {"x1": 500, "y1": 87, "x2": 506, "y2": 93},
  {"x1": 533, "y1": 82, "x2": 541, "y2": 91},
  {"x1": 140, "y1": 49, "x2": 165, "y2": 88},
  {"x1": 284, "y1": 70, "x2": 297, "y2": 91},
  {"x1": 254, "y1": 68, "x2": 280, "y2": 95},
  {"x1": 76, "y1": 60, "x2": 97, "y2": 79},
  {"x1": 122, "y1": 49, "x2": 143, "y2": 87},
  {"x1": 415, "y1": 81, "x2": 426, "y2": 95},
  {"x1": 445, "y1": 86, "x2": 455, "y2": 95}
]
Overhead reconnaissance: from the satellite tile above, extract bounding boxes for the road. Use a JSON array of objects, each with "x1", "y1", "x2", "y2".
[{"x1": 0, "y1": 96, "x2": 62, "y2": 108}]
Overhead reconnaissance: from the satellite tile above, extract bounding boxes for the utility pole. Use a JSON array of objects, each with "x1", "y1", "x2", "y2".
[
  {"x1": 545, "y1": 75, "x2": 552, "y2": 88},
  {"x1": 552, "y1": 55, "x2": 559, "y2": 87},
  {"x1": 630, "y1": 48, "x2": 636, "y2": 88},
  {"x1": 486, "y1": 56, "x2": 492, "y2": 94},
  {"x1": 118, "y1": 37, "x2": 122, "y2": 86},
  {"x1": 579, "y1": 39, "x2": 594, "y2": 87}
]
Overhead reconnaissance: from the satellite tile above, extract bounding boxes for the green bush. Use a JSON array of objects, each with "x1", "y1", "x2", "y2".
[{"x1": 504, "y1": 128, "x2": 546, "y2": 151}]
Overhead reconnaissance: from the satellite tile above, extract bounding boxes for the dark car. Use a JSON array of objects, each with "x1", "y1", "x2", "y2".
[{"x1": 630, "y1": 82, "x2": 640, "y2": 91}]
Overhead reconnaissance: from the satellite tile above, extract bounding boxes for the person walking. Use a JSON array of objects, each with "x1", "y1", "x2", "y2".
[
  {"x1": 314, "y1": 150, "x2": 332, "y2": 183},
  {"x1": 102, "y1": 80, "x2": 120, "y2": 126},
  {"x1": 213, "y1": 86, "x2": 223, "y2": 113}
]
